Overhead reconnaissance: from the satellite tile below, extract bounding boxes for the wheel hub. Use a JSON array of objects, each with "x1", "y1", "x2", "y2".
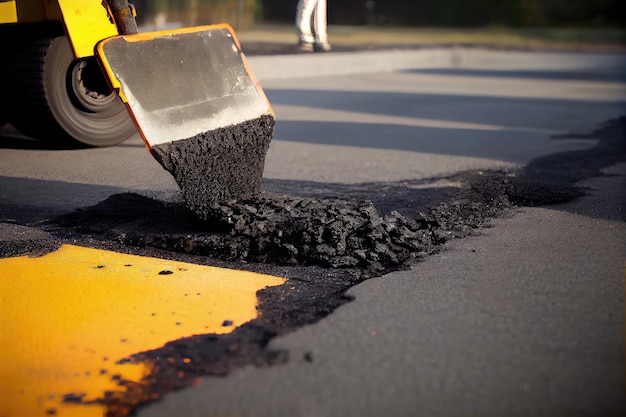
[{"x1": 70, "y1": 58, "x2": 117, "y2": 112}]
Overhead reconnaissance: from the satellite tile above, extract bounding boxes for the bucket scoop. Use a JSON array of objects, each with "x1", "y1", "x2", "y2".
[{"x1": 96, "y1": 24, "x2": 274, "y2": 219}]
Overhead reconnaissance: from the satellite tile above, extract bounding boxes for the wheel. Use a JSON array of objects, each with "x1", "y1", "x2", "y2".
[
  {"x1": 0, "y1": 53, "x2": 6, "y2": 127},
  {"x1": 0, "y1": 96, "x2": 6, "y2": 128},
  {"x1": 0, "y1": 40, "x2": 9, "y2": 128},
  {"x1": 7, "y1": 36, "x2": 137, "y2": 147}
]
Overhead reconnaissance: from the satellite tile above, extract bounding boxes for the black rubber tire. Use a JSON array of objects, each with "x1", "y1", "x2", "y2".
[
  {"x1": 7, "y1": 36, "x2": 137, "y2": 147},
  {"x1": 0, "y1": 92, "x2": 6, "y2": 128},
  {"x1": 0, "y1": 52, "x2": 6, "y2": 127},
  {"x1": 0, "y1": 40, "x2": 9, "y2": 128}
]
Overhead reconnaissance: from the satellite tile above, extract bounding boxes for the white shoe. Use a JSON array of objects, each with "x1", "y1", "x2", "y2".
[
  {"x1": 314, "y1": 42, "x2": 331, "y2": 52},
  {"x1": 297, "y1": 41, "x2": 314, "y2": 52}
]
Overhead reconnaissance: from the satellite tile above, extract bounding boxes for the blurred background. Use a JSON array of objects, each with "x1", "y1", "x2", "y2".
[{"x1": 131, "y1": 0, "x2": 626, "y2": 30}]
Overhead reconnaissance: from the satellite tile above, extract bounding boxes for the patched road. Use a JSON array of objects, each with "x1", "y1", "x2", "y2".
[{"x1": 1, "y1": 47, "x2": 625, "y2": 417}]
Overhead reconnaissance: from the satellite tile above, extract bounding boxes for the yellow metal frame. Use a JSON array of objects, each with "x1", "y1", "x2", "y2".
[
  {"x1": 57, "y1": 0, "x2": 119, "y2": 58},
  {"x1": 0, "y1": 0, "x2": 61, "y2": 24},
  {"x1": 0, "y1": 1, "x2": 18, "y2": 24},
  {"x1": 0, "y1": 0, "x2": 119, "y2": 58}
]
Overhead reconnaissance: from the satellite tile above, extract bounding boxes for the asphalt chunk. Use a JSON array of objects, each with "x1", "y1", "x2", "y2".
[{"x1": 61, "y1": 393, "x2": 85, "y2": 403}]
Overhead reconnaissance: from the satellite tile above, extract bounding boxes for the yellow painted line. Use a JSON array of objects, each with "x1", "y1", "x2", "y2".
[{"x1": 0, "y1": 244, "x2": 286, "y2": 417}]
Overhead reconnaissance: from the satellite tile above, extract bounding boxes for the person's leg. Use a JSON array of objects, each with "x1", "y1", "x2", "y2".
[
  {"x1": 296, "y1": 0, "x2": 317, "y2": 49},
  {"x1": 313, "y1": 0, "x2": 331, "y2": 51}
]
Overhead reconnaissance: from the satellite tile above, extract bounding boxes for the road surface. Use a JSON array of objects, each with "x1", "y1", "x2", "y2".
[{"x1": 1, "y1": 46, "x2": 624, "y2": 417}]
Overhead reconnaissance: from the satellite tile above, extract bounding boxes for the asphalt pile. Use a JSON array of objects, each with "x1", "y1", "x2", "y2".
[
  {"x1": 58, "y1": 191, "x2": 444, "y2": 273},
  {"x1": 194, "y1": 195, "x2": 442, "y2": 269}
]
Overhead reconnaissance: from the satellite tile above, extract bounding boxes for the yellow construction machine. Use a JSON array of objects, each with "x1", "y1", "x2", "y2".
[{"x1": 0, "y1": 0, "x2": 275, "y2": 212}]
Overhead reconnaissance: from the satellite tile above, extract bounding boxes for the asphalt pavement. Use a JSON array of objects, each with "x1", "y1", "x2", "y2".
[{"x1": 1, "y1": 26, "x2": 625, "y2": 417}]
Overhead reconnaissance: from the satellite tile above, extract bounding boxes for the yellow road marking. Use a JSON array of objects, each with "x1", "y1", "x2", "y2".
[{"x1": 0, "y1": 244, "x2": 286, "y2": 417}]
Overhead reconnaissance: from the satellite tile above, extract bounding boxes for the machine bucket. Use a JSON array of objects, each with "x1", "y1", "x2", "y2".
[{"x1": 96, "y1": 24, "x2": 275, "y2": 215}]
